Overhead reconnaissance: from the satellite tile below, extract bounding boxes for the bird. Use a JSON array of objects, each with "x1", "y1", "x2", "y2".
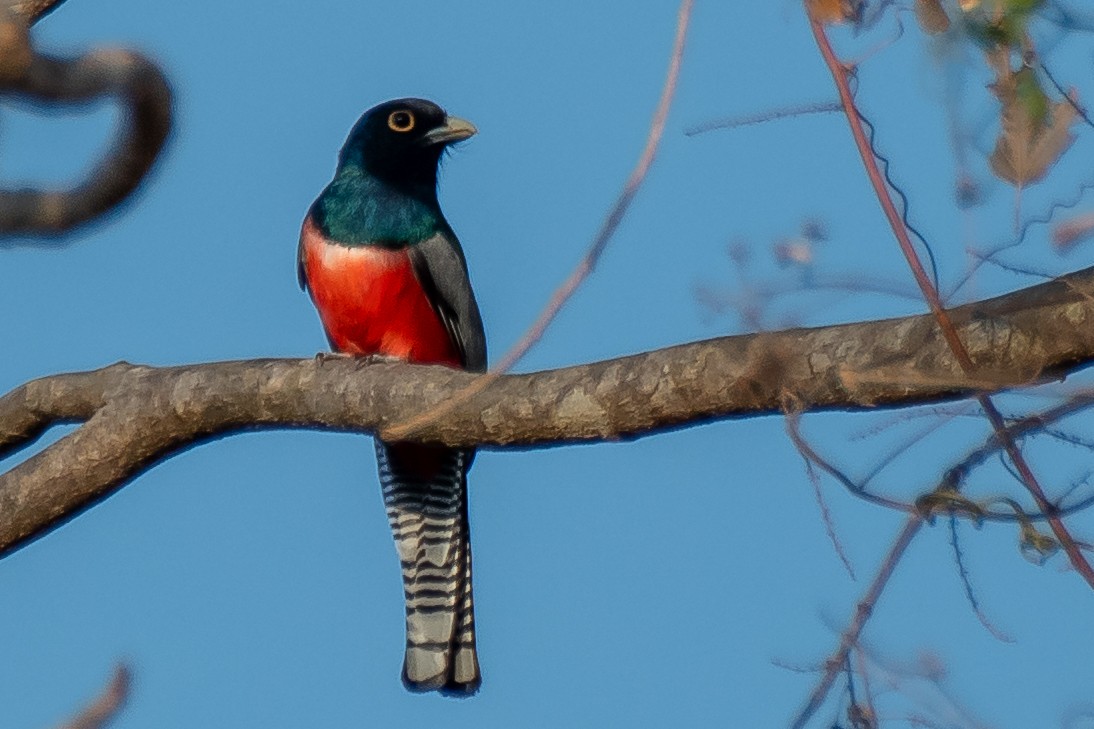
[{"x1": 297, "y1": 98, "x2": 486, "y2": 695}]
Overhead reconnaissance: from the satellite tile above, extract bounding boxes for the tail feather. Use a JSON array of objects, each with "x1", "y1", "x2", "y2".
[{"x1": 376, "y1": 440, "x2": 480, "y2": 695}]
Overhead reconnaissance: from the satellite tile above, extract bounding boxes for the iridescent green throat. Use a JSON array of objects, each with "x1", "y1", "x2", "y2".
[{"x1": 313, "y1": 167, "x2": 446, "y2": 246}]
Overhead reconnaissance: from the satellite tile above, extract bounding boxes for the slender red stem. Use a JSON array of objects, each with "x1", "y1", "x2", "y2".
[
  {"x1": 385, "y1": 0, "x2": 693, "y2": 440},
  {"x1": 809, "y1": 16, "x2": 1094, "y2": 587},
  {"x1": 794, "y1": 13, "x2": 1094, "y2": 727}
]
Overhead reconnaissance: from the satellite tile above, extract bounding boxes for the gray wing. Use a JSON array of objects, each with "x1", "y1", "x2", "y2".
[
  {"x1": 297, "y1": 234, "x2": 308, "y2": 291},
  {"x1": 407, "y1": 232, "x2": 487, "y2": 372},
  {"x1": 297, "y1": 209, "x2": 313, "y2": 292}
]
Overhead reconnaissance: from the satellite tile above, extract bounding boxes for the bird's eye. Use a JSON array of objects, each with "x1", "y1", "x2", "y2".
[{"x1": 387, "y1": 110, "x2": 415, "y2": 132}]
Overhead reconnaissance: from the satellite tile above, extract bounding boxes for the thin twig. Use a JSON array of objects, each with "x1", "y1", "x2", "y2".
[
  {"x1": 794, "y1": 15, "x2": 1094, "y2": 724},
  {"x1": 791, "y1": 389, "x2": 1094, "y2": 524},
  {"x1": 788, "y1": 406, "x2": 858, "y2": 579},
  {"x1": 684, "y1": 100, "x2": 840, "y2": 136},
  {"x1": 809, "y1": 11, "x2": 1094, "y2": 589},
  {"x1": 947, "y1": 515, "x2": 1013, "y2": 643},
  {"x1": 384, "y1": 0, "x2": 693, "y2": 441},
  {"x1": 857, "y1": 408, "x2": 969, "y2": 488},
  {"x1": 790, "y1": 515, "x2": 923, "y2": 729},
  {"x1": 785, "y1": 409, "x2": 916, "y2": 513},
  {"x1": 55, "y1": 665, "x2": 130, "y2": 729}
]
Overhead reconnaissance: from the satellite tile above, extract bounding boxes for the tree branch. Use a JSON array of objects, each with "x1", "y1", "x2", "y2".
[
  {"x1": 55, "y1": 664, "x2": 130, "y2": 729},
  {"x1": 3, "y1": 266, "x2": 1094, "y2": 557},
  {"x1": 0, "y1": 3, "x2": 172, "y2": 239},
  {"x1": 7, "y1": 0, "x2": 64, "y2": 24}
]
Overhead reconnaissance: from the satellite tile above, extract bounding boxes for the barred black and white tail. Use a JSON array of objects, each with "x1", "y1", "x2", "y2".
[{"x1": 375, "y1": 440, "x2": 479, "y2": 695}]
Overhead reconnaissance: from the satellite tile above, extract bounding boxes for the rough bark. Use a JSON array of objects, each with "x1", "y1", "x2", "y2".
[{"x1": 2, "y1": 266, "x2": 1094, "y2": 556}]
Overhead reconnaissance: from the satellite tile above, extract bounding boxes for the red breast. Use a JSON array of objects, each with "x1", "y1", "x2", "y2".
[{"x1": 300, "y1": 217, "x2": 461, "y2": 366}]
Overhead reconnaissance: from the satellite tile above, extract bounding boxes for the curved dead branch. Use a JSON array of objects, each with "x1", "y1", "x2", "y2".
[
  {"x1": 3, "y1": 266, "x2": 1094, "y2": 556},
  {"x1": 7, "y1": 0, "x2": 66, "y2": 25},
  {"x1": 0, "y1": 4, "x2": 172, "y2": 239},
  {"x1": 56, "y1": 664, "x2": 130, "y2": 729}
]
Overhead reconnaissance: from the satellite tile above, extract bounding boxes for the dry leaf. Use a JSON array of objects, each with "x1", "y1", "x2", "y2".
[
  {"x1": 1053, "y1": 213, "x2": 1094, "y2": 252},
  {"x1": 989, "y1": 66, "x2": 1078, "y2": 186},
  {"x1": 915, "y1": 0, "x2": 951, "y2": 33},
  {"x1": 805, "y1": 0, "x2": 863, "y2": 24}
]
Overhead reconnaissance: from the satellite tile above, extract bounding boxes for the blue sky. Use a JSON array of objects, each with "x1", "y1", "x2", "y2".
[{"x1": 2, "y1": 2, "x2": 1094, "y2": 727}]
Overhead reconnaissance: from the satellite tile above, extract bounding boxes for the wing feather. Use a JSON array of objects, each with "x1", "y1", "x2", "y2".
[{"x1": 407, "y1": 233, "x2": 487, "y2": 372}]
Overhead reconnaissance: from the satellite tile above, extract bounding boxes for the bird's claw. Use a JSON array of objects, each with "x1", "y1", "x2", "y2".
[
  {"x1": 314, "y1": 351, "x2": 351, "y2": 366},
  {"x1": 356, "y1": 353, "x2": 404, "y2": 367},
  {"x1": 313, "y1": 351, "x2": 404, "y2": 367}
]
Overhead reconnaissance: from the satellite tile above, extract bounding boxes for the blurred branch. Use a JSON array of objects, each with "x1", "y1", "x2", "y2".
[
  {"x1": 790, "y1": 389, "x2": 1094, "y2": 523},
  {"x1": 55, "y1": 665, "x2": 130, "y2": 729},
  {"x1": 684, "y1": 100, "x2": 840, "y2": 136},
  {"x1": 811, "y1": 11, "x2": 1094, "y2": 591},
  {"x1": 792, "y1": 13, "x2": 1094, "y2": 724},
  {"x1": 0, "y1": 4, "x2": 172, "y2": 239},
  {"x1": 791, "y1": 515, "x2": 923, "y2": 729},
  {"x1": 7, "y1": 0, "x2": 66, "y2": 24},
  {"x1": 6, "y1": 266, "x2": 1094, "y2": 555},
  {"x1": 788, "y1": 386, "x2": 1094, "y2": 728},
  {"x1": 1055, "y1": 212, "x2": 1094, "y2": 251}
]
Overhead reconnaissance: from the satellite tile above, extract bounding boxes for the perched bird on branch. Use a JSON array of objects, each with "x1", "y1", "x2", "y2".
[{"x1": 298, "y1": 98, "x2": 486, "y2": 695}]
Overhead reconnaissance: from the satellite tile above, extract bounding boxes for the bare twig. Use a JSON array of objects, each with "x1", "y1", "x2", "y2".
[
  {"x1": 785, "y1": 411, "x2": 917, "y2": 513},
  {"x1": 684, "y1": 100, "x2": 841, "y2": 136},
  {"x1": 793, "y1": 16, "x2": 1094, "y2": 724},
  {"x1": 850, "y1": 646, "x2": 993, "y2": 729},
  {"x1": 799, "y1": 428, "x2": 858, "y2": 579},
  {"x1": 791, "y1": 390, "x2": 1094, "y2": 523},
  {"x1": 384, "y1": 0, "x2": 693, "y2": 441},
  {"x1": 810, "y1": 16, "x2": 1094, "y2": 591},
  {"x1": 55, "y1": 665, "x2": 130, "y2": 729},
  {"x1": 791, "y1": 515, "x2": 923, "y2": 729},
  {"x1": 790, "y1": 385, "x2": 1094, "y2": 728},
  {"x1": 947, "y1": 516, "x2": 1013, "y2": 643}
]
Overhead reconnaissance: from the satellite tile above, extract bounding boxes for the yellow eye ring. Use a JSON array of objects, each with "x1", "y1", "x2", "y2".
[{"x1": 387, "y1": 110, "x2": 416, "y2": 132}]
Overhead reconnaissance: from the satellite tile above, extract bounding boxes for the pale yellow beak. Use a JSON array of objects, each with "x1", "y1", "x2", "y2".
[{"x1": 422, "y1": 115, "x2": 477, "y2": 146}]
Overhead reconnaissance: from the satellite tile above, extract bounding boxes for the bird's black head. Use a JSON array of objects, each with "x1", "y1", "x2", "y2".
[{"x1": 338, "y1": 98, "x2": 476, "y2": 191}]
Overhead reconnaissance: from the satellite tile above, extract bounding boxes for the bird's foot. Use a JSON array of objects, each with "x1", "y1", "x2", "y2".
[
  {"x1": 314, "y1": 351, "x2": 405, "y2": 367},
  {"x1": 356, "y1": 353, "x2": 405, "y2": 367},
  {"x1": 314, "y1": 351, "x2": 352, "y2": 366}
]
